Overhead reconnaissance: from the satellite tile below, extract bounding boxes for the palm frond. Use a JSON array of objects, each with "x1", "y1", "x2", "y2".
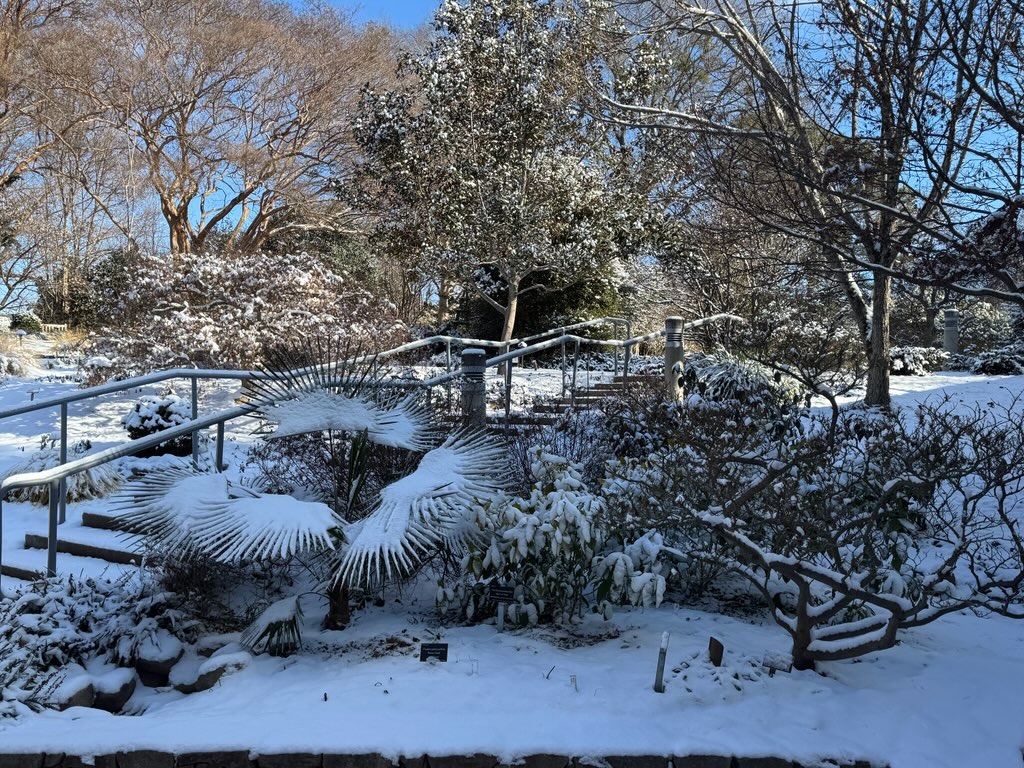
[
  {"x1": 240, "y1": 596, "x2": 303, "y2": 656},
  {"x1": 250, "y1": 338, "x2": 434, "y2": 450},
  {"x1": 112, "y1": 463, "x2": 342, "y2": 563},
  {"x1": 112, "y1": 464, "x2": 228, "y2": 552},
  {"x1": 336, "y1": 431, "x2": 508, "y2": 585}
]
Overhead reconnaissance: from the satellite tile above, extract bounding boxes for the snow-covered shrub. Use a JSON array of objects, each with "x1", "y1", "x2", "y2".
[
  {"x1": 0, "y1": 574, "x2": 191, "y2": 717},
  {"x1": 683, "y1": 351, "x2": 802, "y2": 410},
  {"x1": 739, "y1": 303, "x2": 865, "y2": 422},
  {"x1": 944, "y1": 353, "x2": 978, "y2": 372},
  {"x1": 4, "y1": 436, "x2": 121, "y2": 504},
  {"x1": 122, "y1": 393, "x2": 192, "y2": 456},
  {"x1": 889, "y1": 346, "x2": 949, "y2": 375},
  {"x1": 960, "y1": 301, "x2": 1016, "y2": 353},
  {"x1": 608, "y1": 390, "x2": 1024, "y2": 670},
  {"x1": 85, "y1": 249, "x2": 407, "y2": 380},
  {"x1": 602, "y1": 387, "x2": 806, "y2": 597},
  {"x1": 974, "y1": 341, "x2": 1024, "y2": 375},
  {"x1": 9, "y1": 312, "x2": 41, "y2": 333},
  {"x1": 0, "y1": 334, "x2": 30, "y2": 380},
  {"x1": 445, "y1": 449, "x2": 665, "y2": 626}
]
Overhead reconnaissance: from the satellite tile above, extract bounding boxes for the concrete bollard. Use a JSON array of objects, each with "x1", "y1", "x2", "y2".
[
  {"x1": 461, "y1": 348, "x2": 487, "y2": 426},
  {"x1": 943, "y1": 309, "x2": 959, "y2": 355},
  {"x1": 664, "y1": 316, "x2": 685, "y2": 401}
]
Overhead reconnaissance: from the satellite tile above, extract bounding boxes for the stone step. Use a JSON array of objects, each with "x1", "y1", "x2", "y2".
[
  {"x1": 488, "y1": 415, "x2": 560, "y2": 427},
  {"x1": 0, "y1": 547, "x2": 140, "y2": 582},
  {"x1": 81, "y1": 510, "x2": 124, "y2": 531},
  {"x1": 613, "y1": 374, "x2": 660, "y2": 384},
  {"x1": 24, "y1": 524, "x2": 143, "y2": 566}
]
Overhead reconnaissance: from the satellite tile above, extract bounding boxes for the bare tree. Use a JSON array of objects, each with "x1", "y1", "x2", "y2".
[
  {"x1": 604, "y1": 0, "x2": 991, "y2": 405},
  {"x1": 58, "y1": 0, "x2": 397, "y2": 256}
]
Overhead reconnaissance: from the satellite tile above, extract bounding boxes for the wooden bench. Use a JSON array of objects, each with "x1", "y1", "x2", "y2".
[{"x1": 41, "y1": 323, "x2": 69, "y2": 334}]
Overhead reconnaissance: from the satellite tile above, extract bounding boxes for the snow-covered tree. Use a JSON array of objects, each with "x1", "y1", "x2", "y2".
[{"x1": 354, "y1": 0, "x2": 623, "y2": 341}]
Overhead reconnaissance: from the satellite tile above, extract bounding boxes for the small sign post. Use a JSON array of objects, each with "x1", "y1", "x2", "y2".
[
  {"x1": 708, "y1": 636, "x2": 724, "y2": 667},
  {"x1": 489, "y1": 585, "x2": 515, "y2": 633},
  {"x1": 654, "y1": 631, "x2": 670, "y2": 693},
  {"x1": 419, "y1": 643, "x2": 449, "y2": 662}
]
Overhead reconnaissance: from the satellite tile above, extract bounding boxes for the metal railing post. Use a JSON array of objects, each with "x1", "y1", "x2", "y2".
[
  {"x1": 58, "y1": 402, "x2": 67, "y2": 524},
  {"x1": 560, "y1": 340, "x2": 567, "y2": 397},
  {"x1": 47, "y1": 480, "x2": 59, "y2": 577},
  {"x1": 504, "y1": 352, "x2": 513, "y2": 419},
  {"x1": 190, "y1": 375, "x2": 200, "y2": 464},
  {"x1": 0, "y1": 494, "x2": 4, "y2": 579},
  {"x1": 460, "y1": 348, "x2": 487, "y2": 427},
  {"x1": 571, "y1": 338, "x2": 580, "y2": 402},
  {"x1": 215, "y1": 421, "x2": 226, "y2": 472},
  {"x1": 613, "y1": 321, "x2": 620, "y2": 378},
  {"x1": 623, "y1": 342, "x2": 632, "y2": 391},
  {"x1": 665, "y1": 316, "x2": 685, "y2": 401}
]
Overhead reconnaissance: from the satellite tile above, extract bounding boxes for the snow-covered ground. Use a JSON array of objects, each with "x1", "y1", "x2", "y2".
[{"x1": 0, "y1": 354, "x2": 1023, "y2": 768}]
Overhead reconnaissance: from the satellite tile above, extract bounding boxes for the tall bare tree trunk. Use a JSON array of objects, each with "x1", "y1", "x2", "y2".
[{"x1": 865, "y1": 272, "x2": 892, "y2": 407}]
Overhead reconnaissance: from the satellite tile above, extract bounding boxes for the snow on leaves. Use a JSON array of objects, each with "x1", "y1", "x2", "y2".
[{"x1": 113, "y1": 464, "x2": 341, "y2": 563}]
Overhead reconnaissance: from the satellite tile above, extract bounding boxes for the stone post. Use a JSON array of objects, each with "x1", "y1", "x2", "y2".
[
  {"x1": 943, "y1": 308, "x2": 959, "y2": 355},
  {"x1": 461, "y1": 348, "x2": 487, "y2": 427},
  {"x1": 664, "y1": 316, "x2": 685, "y2": 401}
]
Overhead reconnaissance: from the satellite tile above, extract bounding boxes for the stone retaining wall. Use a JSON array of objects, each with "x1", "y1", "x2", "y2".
[{"x1": 0, "y1": 752, "x2": 886, "y2": 768}]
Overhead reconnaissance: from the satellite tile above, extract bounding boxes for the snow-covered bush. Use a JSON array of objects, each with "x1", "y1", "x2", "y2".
[
  {"x1": 122, "y1": 393, "x2": 192, "y2": 456},
  {"x1": 959, "y1": 301, "x2": 1016, "y2": 353},
  {"x1": 889, "y1": 346, "x2": 949, "y2": 375},
  {"x1": 85, "y1": 250, "x2": 407, "y2": 380},
  {"x1": 602, "y1": 386, "x2": 806, "y2": 597},
  {"x1": 4, "y1": 436, "x2": 121, "y2": 504},
  {"x1": 607, "y1": 390, "x2": 1024, "y2": 670},
  {"x1": 0, "y1": 574, "x2": 191, "y2": 717},
  {"x1": 683, "y1": 351, "x2": 802, "y2": 410},
  {"x1": 738, "y1": 302, "x2": 864, "y2": 425},
  {"x1": 445, "y1": 449, "x2": 666, "y2": 626},
  {"x1": 974, "y1": 341, "x2": 1024, "y2": 375}
]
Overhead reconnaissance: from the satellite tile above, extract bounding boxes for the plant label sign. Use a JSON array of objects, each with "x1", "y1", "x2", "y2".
[
  {"x1": 489, "y1": 585, "x2": 516, "y2": 604},
  {"x1": 420, "y1": 643, "x2": 449, "y2": 662}
]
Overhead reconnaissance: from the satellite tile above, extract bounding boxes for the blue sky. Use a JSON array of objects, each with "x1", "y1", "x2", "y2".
[{"x1": 350, "y1": 0, "x2": 439, "y2": 28}]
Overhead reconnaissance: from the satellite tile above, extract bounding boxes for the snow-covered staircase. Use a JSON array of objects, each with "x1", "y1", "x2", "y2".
[
  {"x1": 0, "y1": 510, "x2": 141, "y2": 589},
  {"x1": 523, "y1": 375, "x2": 660, "y2": 420}
]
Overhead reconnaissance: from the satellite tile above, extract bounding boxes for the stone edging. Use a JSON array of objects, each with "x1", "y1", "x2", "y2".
[{"x1": 0, "y1": 752, "x2": 888, "y2": 768}]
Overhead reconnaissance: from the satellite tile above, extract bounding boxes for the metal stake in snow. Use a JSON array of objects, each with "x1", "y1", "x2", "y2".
[
  {"x1": 943, "y1": 309, "x2": 960, "y2": 355},
  {"x1": 460, "y1": 348, "x2": 487, "y2": 426},
  {"x1": 490, "y1": 585, "x2": 515, "y2": 633},
  {"x1": 664, "y1": 316, "x2": 685, "y2": 401},
  {"x1": 654, "y1": 631, "x2": 670, "y2": 693}
]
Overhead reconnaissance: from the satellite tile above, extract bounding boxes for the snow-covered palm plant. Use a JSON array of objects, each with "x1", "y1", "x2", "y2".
[{"x1": 112, "y1": 345, "x2": 508, "y2": 650}]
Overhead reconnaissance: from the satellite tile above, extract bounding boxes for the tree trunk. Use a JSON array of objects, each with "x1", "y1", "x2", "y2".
[
  {"x1": 790, "y1": 583, "x2": 817, "y2": 671},
  {"x1": 924, "y1": 305, "x2": 938, "y2": 347},
  {"x1": 437, "y1": 278, "x2": 451, "y2": 323},
  {"x1": 323, "y1": 580, "x2": 351, "y2": 630},
  {"x1": 864, "y1": 272, "x2": 892, "y2": 407},
  {"x1": 500, "y1": 287, "x2": 519, "y2": 342}
]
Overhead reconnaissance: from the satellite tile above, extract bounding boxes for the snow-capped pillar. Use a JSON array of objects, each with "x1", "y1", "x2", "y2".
[
  {"x1": 461, "y1": 348, "x2": 487, "y2": 426},
  {"x1": 664, "y1": 316, "x2": 685, "y2": 401},
  {"x1": 943, "y1": 309, "x2": 959, "y2": 355}
]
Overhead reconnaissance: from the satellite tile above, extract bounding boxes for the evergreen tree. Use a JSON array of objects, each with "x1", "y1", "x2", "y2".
[{"x1": 354, "y1": 0, "x2": 624, "y2": 341}]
